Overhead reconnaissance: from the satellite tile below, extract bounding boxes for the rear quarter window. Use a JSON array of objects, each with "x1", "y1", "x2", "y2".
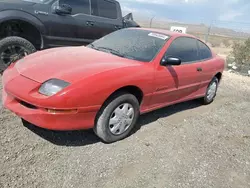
[{"x1": 198, "y1": 40, "x2": 212, "y2": 60}]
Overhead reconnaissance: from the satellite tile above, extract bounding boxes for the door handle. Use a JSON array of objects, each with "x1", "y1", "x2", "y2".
[
  {"x1": 197, "y1": 67, "x2": 203, "y2": 72},
  {"x1": 86, "y1": 21, "x2": 94, "y2": 26},
  {"x1": 115, "y1": 25, "x2": 121, "y2": 29}
]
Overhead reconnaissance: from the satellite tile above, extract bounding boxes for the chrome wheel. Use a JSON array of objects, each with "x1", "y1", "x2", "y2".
[
  {"x1": 207, "y1": 82, "x2": 217, "y2": 101},
  {"x1": 109, "y1": 103, "x2": 135, "y2": 135}
]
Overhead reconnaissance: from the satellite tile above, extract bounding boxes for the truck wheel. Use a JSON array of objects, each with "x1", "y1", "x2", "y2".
[
  {"x1": 0, "y1": 37, "x2": 36, "y2": 73},
  {"x1": 94, "y1": 92, "x2": 140, "y2": 143}
]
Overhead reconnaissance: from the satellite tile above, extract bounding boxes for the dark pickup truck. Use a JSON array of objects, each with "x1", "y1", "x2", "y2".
[{"x1": 0, "y1": 0, "x2": 139, "y2": 72}]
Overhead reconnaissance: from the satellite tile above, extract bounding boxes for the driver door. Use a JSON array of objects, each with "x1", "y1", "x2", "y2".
[
  {"x1": 150, "y1": 37, "x2": 202, "y2": 107},
  {"x1": 44, "y1": 0, "x2": 94, "y2": 47}
]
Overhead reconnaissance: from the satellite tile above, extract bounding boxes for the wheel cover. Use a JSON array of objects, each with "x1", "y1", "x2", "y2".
[
  {"x1": 109, "y1": 103, "x2": 135, "y2": 135},
  {"x1": 1, "y1": 45, "x2": 28, "y2": 67},
  {"x1": 207, "y1": 81, "x2": 217, "y2": 101}
]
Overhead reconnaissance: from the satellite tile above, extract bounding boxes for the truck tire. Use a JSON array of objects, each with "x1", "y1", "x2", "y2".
[{"x1": 0, "y1": 36, "x2": 36, "y2": 73}]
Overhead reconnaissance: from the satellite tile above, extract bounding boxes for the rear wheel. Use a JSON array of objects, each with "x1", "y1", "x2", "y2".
[
  {"x1": 94, "y1": 92, "x2": 140, "y2": 143},
  {"x1": 202, "y1": 77, "x2": 219, "y2": 105},
  {"x1": 0, "y1": 36, "x2": 36, "y2": 73}
]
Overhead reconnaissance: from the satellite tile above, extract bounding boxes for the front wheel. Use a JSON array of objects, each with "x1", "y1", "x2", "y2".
[
  {"x1": 94, "y1": 92, "x2": 140, "y2": 143},
  {"x1": 202, "y1": 77, "x2": 219, "y2": 105},
  {"x1": 0, "y1": 36, "x2": 36, "y2": 73}
]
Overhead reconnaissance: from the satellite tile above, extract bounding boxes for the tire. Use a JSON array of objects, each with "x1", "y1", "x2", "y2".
[
  {"x1": 0, "y1": 36, "x2": 36, "y2": 73},
  {"x1": 94, "y1": 92, "x2": 140, "y2": 143},
  {"x1": 202, "y1": 77, "x2": 219, "y2": 105}
]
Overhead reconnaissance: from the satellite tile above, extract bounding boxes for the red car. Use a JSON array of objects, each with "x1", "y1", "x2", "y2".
[{"x1": 2, "y1": 28, "x2": 225, "y2": 143}]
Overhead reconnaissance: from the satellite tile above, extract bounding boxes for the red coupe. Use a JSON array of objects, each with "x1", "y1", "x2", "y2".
[{"x1": 2, "y1": 28, "x2": 225, "y2": 143}]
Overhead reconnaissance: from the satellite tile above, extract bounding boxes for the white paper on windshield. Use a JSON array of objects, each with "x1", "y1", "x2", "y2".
[{"x1": 148, "y1": 32, "x2": 169, "y2": 40}]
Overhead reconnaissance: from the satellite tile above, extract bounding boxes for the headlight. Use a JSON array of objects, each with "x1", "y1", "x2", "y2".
[{"x1": 39, "y1": 79, "x2": 70, "y2": 96}]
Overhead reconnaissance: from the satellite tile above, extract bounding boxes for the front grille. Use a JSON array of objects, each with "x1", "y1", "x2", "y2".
[{"x1": 20, "y1": 100, "x2": 37, "y2": 109}]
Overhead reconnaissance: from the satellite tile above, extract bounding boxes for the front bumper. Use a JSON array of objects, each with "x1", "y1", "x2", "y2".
[{"x1": 2, "y1": 66, "x2": 99, "y2": 131}]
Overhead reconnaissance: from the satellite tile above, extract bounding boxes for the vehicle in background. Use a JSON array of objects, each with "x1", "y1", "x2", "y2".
[
  {"x1": 2, "y1": 28, "x2": 225, "y2": 143},
  {"x1": 0, "y1": 0, "x2": 139, "y2": 72}
]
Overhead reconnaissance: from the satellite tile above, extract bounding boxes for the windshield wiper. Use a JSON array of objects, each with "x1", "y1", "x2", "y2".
[
  {"x1": 94, "y1": 46, "x2": 125, "y2": 58},
  {"x1": 89, "y1": 45, "x2": 136, "y2": 60},
  {"x1": 88, "y1": 43, "x2": 96, "y2": 49}
]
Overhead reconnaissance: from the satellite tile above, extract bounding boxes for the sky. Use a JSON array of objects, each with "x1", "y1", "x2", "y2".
[{"x1": 118, "y1": 0, "x2": 250, "y2": 29}]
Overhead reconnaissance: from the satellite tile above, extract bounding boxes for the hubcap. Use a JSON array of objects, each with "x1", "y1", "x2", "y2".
[
  {"x1": 109, "y1": 103, "x2": 135, "y2": 135},
  {"x1": 1, "y1": 45, "x2": 28, "y2": 67},
  {"x1": 207, "y1": 82, "x2": 217, "y2": 101}
]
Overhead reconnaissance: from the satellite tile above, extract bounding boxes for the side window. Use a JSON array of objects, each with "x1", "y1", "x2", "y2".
[
  {"x1": 91, "y1": 0, "x2": 118, "y2": 19},
  {"x1": 59, "y1": 0, "x2": 90, "y2": 15},
  {"x1": 198, "y1": 40, "x2": 212, "y2": 60},
  {"x1": 165, "y1": 37, "x2": 199, "y2": 63}
]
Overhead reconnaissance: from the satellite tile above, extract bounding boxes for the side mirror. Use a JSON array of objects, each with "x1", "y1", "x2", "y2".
[
  {"x1": 161, "y1": 57, "x2": 181, "y2": 66},
  {"x1": 55, "y1": 4, "x2": 72, "y2": 15}
]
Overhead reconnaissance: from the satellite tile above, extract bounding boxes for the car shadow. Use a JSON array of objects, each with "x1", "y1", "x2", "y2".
[
  {"x1": 23, "y1": 99, "x2": 202, "y2": 147},
  {"x1": 133, "y1": 99, "x2": 202, "y2": 133},
  {"x1": 23, "y1": 122, "x2": 100, "y2": 147}
]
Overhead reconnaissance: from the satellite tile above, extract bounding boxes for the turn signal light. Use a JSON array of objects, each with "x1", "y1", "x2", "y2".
[{"x1": 47, "y1": 109, "x2": 77, "y2": 114}]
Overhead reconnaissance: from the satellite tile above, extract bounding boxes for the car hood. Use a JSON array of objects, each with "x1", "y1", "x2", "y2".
[{"x1": 16, "y1": 46, "x2": 141, "y2": 83}]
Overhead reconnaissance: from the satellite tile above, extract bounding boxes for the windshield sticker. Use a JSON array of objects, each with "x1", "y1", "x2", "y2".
[{"x1": 148, "y1": 32, "x2": 169, "y2": 40}]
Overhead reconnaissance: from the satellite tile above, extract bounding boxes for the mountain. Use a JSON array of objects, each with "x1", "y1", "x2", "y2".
[{"x1": 135, "y1": 17, "x2": 250, "y2": 39}]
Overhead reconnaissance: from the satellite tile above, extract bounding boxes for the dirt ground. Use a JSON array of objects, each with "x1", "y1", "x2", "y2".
[
  {"x1": 212, "y1": 47, "x2": 232, "y2": 59},
  {"x1": 0, "y1": 71, "x2": 250, "y2": 188}
]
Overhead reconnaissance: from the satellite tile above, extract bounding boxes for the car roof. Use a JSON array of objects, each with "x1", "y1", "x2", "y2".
[{"x1": 129, "y1": 27, "x2": 196, "y2": 38}]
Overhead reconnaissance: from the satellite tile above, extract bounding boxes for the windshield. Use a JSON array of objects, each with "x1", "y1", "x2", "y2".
[
  {"x1": 22, "y1": 0, "x2": 50, "y2": 3},
  {"x1": 87, "y1": 29, "x2": 170, "y2": 62}
]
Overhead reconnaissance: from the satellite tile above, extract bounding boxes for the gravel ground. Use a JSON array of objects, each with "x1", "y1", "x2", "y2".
[{"x1": 0, "y1": 71, "x2": 250, "y2": 188}]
